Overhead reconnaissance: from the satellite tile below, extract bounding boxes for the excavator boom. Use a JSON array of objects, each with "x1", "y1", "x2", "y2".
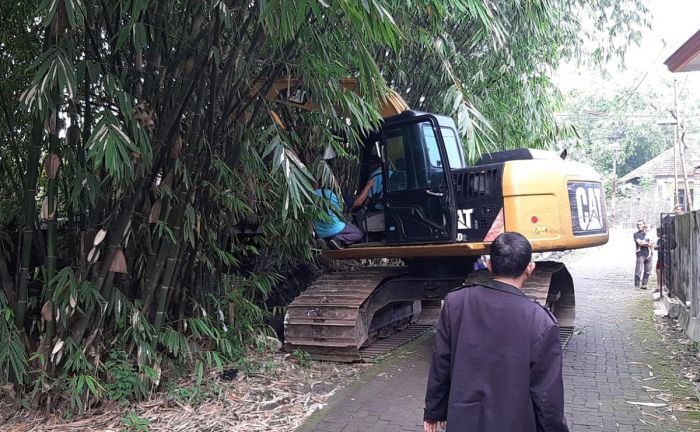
[{"x1": 250, "y1": 77, "x2": 409, "y2": 117}]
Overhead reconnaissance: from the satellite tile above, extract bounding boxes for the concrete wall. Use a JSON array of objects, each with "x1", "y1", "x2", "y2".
[
  {"x1": 614, "y1": 187, "x2": 671, "y2": 228},
  {"x1": 665, "y1": 210, "x2": 700, "y2": 340}
]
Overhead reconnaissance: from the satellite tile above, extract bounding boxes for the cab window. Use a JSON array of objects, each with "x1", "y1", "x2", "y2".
[
  {"x1": 385, "y1": 121, "x2": 447, "y2": 191},
  {"x1": 440, "y1": 127, "x2": 465, "y2": 169}
]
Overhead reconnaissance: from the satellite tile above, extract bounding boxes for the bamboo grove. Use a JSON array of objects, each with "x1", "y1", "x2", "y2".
[{"x1": 0, "y1": 0, "x2": 648, "y2": 410}]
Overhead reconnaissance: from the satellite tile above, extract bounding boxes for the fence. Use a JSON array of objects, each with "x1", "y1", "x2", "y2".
[{"x1": 662, "y1": 210, "x2": 700, "y2": 339}]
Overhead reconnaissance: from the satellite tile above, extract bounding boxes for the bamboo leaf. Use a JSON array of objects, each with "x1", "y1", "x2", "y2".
[{"x1": 93, "y1": 229, "x2": 107, "y2": 246}]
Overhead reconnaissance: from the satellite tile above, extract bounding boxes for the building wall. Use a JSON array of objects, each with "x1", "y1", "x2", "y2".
[{"x1": 616, "y1": 176, "x2": 696, "y2": 227}]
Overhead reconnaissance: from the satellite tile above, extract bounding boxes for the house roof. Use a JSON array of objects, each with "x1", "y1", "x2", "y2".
[
  {"x1": 665, "y1": 29, "x2": 700, "y2": 72},
  {"x1": 620, "y1": 138, "x2": 700, "y2": 183}
]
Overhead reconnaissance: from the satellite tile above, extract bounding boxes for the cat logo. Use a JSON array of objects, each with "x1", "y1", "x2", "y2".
[
  {"x1": 568, "y1": 182, "x2": 606, "y2": 235},
  {"x1": 457, "y1": 208, "x2": 474, "y2": 230}
]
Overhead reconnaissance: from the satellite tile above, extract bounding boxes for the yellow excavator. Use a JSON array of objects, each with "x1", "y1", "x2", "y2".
[{"x1": 253, "y1": 79, "x2": 608, "y2": 361}]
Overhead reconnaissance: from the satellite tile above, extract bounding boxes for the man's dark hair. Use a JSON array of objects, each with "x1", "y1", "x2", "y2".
[{"x1": 490, "y1": 232, "x2": 532, "y2": 278}]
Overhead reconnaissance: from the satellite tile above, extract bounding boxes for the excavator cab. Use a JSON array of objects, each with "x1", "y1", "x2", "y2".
[
  {"x1": 339, "y1": 110, "x2": 608, "y2": 258},
  {"x1": 381, "y1": 113, "x2": 461, "y2": 243},
  {"x1": 355, "y1": 111, "x2": 464, "y2": 244}
]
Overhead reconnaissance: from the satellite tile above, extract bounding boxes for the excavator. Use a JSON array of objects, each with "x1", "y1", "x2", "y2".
[{"x1": 252, "y1": 79, "x2": 608, "y2": 361}]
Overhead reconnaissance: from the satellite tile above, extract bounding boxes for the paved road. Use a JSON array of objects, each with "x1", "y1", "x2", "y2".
[{"x1": 298, "y1": 229, "x2": 700, "y2": 431}]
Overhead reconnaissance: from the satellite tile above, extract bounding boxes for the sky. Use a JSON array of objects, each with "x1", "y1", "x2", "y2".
[{"x1": 555, "y1": 0, "x2": 700, "y2": 96}]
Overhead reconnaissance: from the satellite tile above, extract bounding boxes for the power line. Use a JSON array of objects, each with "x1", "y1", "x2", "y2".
[{"x1": 610, "y1": 41, "x2": 668, "y2": 113}]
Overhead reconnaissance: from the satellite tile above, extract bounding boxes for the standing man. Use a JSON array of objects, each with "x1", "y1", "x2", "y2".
[
  {"x1": 423, "y1": 232, "x2": 568, "y2": 432},
  {"x1": 633, "y1": 220, "x2": 653, "y2": 289}
]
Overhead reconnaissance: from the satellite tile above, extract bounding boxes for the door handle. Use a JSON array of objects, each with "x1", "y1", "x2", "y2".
[{"x1": 425, "y1": 189, "x2": 445, "y2": 197}]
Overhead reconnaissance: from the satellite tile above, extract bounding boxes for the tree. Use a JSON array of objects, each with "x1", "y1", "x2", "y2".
[
  {"x1": 562, "y1": 85, "x2": 677, "y2": 188},
  {"x1": 0, "y1": 0, "x2": 649, "y2": 409},
  {"x1": 376, "y1": 0, "x2": 650, "y2": 160}
]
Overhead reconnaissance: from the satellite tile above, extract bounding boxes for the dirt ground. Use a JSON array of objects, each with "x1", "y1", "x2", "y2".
[{"x1": 0, "y1": 349, "x2": 368, "y2": 432}]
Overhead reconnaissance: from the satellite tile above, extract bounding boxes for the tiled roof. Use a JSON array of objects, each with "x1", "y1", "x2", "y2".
[{"x1": 620, "y1": 138, "x2": 700, "y2": 183}]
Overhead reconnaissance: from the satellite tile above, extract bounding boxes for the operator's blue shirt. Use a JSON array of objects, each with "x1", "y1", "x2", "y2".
[
  {"x1": 368, "y1": 167, "x2": 391, "y2": 209},
  {"x1": 313, "y1": 188, "x2": 345, "y2": 238}
]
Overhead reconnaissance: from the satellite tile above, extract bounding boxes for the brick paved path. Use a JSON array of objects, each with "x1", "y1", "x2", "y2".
[{"x1": 298, "y1": 229, "x2": 700, "y2": 431}]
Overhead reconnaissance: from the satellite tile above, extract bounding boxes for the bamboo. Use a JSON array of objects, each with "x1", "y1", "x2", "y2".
[
  {"x1": 141, "y1": 194, "x2": 174, "y2": 308},
  {"x1": 45, "y1": 110, "x2": 60, "y2": 347},
  {"x1": 15, "y1": 118, "x2": 44, "y2": 328},
  {"x1": 0, "y1": 254, "x2": 14, "y2": 304},
  {"x1": 72, "y1": 179, "x2": 147, "y2": 342},
  {"x1": 152, "y1": 242, "x2": 182, "y2": 335},
  {"x1": 0, "y1": 93, "x2": 26, "y2": 192}
]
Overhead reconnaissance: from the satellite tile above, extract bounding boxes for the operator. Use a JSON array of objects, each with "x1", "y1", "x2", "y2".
[
  {"x1": 313, "y1": 181, "x2": 363, "y2": 249},
  {"x1": 633, "y1": 220, "x2": 653, "y2": 290},
  {"x1": 423, "y1": 232, "x2": 569, "y2": 432},
  {"x1": 351, "y1": 155, "x2": 393, "y2": 236},
  {"x1": 353, "y1": 154, "x2": 388, "y2": 210}
]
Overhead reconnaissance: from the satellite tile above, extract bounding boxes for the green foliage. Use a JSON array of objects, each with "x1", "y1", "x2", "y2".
[
  {"x1": 0, "y1": 295, "x2": 28, "y2": 385},
  {"x1": 166, "y1": 378, "x2": 224, "y2": 408},
  {"x1": 222, "y1": 272, "x2": 282, "y2": 348},
  {"x1": 377, "y1": 0, "x2": 650, "y2": 157},
  {"x1": 62, "y1": 339, "x2": 91, "y2": 375},
  {"x1": 563, "y1": 85, "x2": 675, "y2": 179},
  {"x1": 236, "y1": 356, "x2": 261, "y2": 377},
  {"x1": 67, "y1": 374, "x2": 103, "y2": 414},
  {"x1": 639, "y1": 175, "x2": 655, "y2": 190},
  {"x1": 292, "y1": 349, "x2": 312, "y2": 368},
  {"x1": 103, "y1": 351, "x2": 150, "y2": 403},
  {"x1": 121, "y1": 411, "x2": 151, "y2": 432}
]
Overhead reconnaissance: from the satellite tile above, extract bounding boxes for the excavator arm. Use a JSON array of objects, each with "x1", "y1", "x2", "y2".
[{"x1": 249, "y1": 77, "x2": 409, "y2": 118}]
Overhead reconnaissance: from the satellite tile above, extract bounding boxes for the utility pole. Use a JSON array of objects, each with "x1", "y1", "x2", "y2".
[
  {"x1": 672, "y1": 79, "x2": 680, "y2": 209},
  {"x1": 610, "y1": 145, "x2": 618, "y2": 224},
  {"x1": 674, "y1": 79, "x2": 694, "y2": 211}
]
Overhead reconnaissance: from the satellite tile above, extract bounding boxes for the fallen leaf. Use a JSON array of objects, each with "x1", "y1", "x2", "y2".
[{"x1": 625, "y1": 401, "x2": 667, "y2": 407}]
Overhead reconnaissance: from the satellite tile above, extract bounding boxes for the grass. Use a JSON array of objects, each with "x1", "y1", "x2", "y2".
[{"x1": 629, "y1": 296, "x2": 700, "y2": 419}]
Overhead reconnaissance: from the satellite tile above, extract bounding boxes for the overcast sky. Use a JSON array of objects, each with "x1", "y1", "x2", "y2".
[{"x1": 556, "y1": 0, "x2": 700, "y2": 95}]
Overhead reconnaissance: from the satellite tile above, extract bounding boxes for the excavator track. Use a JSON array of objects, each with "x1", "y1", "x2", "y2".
[
  {"x1": 463, "y1": 261, "x2": 575, "y2": 327},
  {"x1": 284, "y1": 261, "x2": 575, "y2": 362},
  {"x1": 284, "y1": 268, "x2": 407, "y2": 362}
]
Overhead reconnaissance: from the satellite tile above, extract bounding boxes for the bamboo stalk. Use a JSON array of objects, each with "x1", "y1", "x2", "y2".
[
  {"x1": 72, "y1": 178, "x2": 147, "y2": 342},
  {"x1": 141, "y1": 236, "x2": 170, "y2": 311},
  {"x1": 152, "y1": 244, "x2": 182, "y2": 335},
  {"x1": 15, "y1": 118, "x2": 44, "y2": 328},
  {"x1": 45, "y1": 110, "x2": 60, "y2": 347},
  {"x1": 0, "y1": 256, "x2": 14, "y2": 304}
]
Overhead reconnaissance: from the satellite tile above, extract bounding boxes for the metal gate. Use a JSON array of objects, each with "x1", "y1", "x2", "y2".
[{"x1": 659, "y1": 213, "x2": 682, "y2": 301}]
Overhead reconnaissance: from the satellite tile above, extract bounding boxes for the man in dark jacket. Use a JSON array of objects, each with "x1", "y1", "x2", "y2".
[{"x1": 423, "y1": 232, "x2": 568, "y2": 432}]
